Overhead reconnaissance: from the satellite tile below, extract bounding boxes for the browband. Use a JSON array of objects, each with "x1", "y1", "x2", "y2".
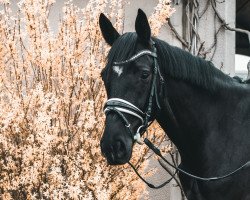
[{"x1": 114, "y1": 50, "x2": 157, "y2": 65}]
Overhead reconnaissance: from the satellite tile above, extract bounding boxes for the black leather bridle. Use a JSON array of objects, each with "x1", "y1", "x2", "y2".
[{"x1": 104, "y1": 42, "x2": 164, "y2": 144}]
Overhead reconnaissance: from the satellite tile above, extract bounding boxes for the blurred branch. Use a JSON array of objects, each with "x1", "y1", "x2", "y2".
[{"x1": 167, "y1": 19, "x2": 189, "y2": 48}]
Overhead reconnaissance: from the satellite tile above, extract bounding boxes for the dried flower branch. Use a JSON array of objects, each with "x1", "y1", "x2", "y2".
[{"x1": 0, "y1": 0, "x2": 174, "y2": 199}]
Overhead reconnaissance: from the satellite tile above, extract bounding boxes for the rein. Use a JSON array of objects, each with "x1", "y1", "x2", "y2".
[{"x1": 103, "y1": 42, "x2": 250, "y2": 189}]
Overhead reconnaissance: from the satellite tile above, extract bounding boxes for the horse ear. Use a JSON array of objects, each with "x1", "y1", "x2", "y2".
[
  {"x1": 99, "y1": 13, "x2": 120, "y2": 46},
  {"x1": 135, "y1": 9, "x2": 151, "y2": 45}
]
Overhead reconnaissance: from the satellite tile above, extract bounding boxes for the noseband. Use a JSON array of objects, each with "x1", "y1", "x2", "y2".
[{"x1": 103, "y1": 43, "x2": 164, "y2": 144}]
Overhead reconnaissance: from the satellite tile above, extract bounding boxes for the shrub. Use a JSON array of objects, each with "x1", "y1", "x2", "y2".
[{"x1": 0, "y1": 0, "x2": 174, "y2": 199}]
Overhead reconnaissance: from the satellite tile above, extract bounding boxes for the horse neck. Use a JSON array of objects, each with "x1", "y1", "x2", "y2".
[{"x1": 156, "y1": 78, "x2": 229, "y2": 164}]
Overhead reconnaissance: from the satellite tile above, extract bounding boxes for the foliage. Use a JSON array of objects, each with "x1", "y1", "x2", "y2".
[{"x1": 0, "y1": 0, "x2": 174, "y2": 199}]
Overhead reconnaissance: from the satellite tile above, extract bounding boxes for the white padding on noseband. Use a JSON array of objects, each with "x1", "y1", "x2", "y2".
[
  {"x1": 104, "y1": 107, "x2": 144, "y2": 123},
  {"x1": 105, "y1": 98, "x2": 144, "y2": 115}
]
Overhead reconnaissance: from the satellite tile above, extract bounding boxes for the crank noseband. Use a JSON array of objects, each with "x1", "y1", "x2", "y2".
[{"x1": 104, "y1": 98, "x2": 146, "y2": 144}]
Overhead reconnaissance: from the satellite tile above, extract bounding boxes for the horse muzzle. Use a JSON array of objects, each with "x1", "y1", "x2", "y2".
[{"x1": 100, "y1": 138, "x2": 131, "y2": 165}]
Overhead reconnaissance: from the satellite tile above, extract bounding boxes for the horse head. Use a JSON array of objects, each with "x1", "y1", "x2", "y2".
[{"x1": 99, "y1": 9, "x2": 161, "y2": 165}]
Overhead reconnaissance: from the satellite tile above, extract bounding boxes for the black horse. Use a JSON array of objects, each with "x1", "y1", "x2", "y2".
[{"x1": 99, "y1": 9, "x2": 250, "y2": 200}]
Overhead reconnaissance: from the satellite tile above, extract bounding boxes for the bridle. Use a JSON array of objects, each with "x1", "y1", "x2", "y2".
[
  {"x1": 103, "y1": 41, "x2": 250, "y2": 189},
  {"x1": 104, "y1": 42, "x2": 164, "y2": 144}
]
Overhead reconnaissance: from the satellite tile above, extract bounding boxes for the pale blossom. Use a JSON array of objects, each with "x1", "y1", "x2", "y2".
[{"x1": 0, "y1": 0, "x2": 174, "y2": 199}]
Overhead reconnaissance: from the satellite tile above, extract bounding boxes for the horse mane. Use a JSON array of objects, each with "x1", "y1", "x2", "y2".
[
  {"x1": 102, "y1": 32, "x2": 234, "y2": 92},
  {"x1": 154, "y1": 38, "x2": 234, "y2": 91}
]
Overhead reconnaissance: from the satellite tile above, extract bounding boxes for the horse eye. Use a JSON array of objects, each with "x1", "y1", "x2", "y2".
[{"x1": 141, "y1": 71, "x2": 150, "y2": 80}]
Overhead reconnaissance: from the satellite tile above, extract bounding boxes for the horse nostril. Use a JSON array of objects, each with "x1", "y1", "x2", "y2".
[{"x1": 113, "y1": 140, "x2": 127, "y2": 159}]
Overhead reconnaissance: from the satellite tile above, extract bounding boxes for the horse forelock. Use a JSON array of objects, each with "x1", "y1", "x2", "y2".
[{"x1": 101, "y1": 33, "x2": 137, "y2": 82}]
